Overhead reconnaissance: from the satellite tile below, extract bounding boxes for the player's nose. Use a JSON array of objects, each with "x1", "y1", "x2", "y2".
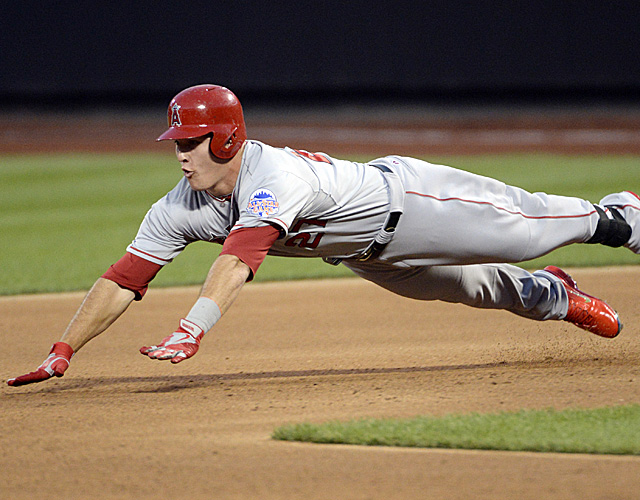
[{"x1": 176, "y1": 150, "x2": 189, "y2": 163}]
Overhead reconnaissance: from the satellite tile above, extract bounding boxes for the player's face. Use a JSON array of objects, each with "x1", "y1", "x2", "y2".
[{"x1": 174, "y1": 135, "x2": 229, "y2": 194}]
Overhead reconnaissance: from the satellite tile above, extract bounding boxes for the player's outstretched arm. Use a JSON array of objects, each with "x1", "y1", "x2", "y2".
[
  {"x1": 140, "y1": 254, "x2": 251, "y2": 363},
  {"x1": 7, "y1": 278, "x2": 135, "y2": 386}
]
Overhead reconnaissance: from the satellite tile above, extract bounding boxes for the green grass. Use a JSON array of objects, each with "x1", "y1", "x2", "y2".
[
  {"x1": 0, "y1": 153, "x2": 353, "y2": 295},
  {"x1": 1, "y1": 152, "x2": 638, "y2": 295},
  {"x1": 272, "y1": 404, "x2": 640, "y2": 455}
]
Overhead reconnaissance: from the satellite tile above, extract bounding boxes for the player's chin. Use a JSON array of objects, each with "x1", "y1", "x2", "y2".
[
  {"x1": 186, "y1": 178, "x2": 206, "y2": 191},
  {"x1": 186, "y1": 177, "x2": 218, "y2": 195}
]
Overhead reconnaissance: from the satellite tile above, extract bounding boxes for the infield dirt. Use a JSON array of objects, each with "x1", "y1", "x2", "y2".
[
  {"x1": 2, "y1": 108, "x2": 640, "y2": 498},
  {"x1": 1, "y1": 268, "x2": 639, "y2": 499}
]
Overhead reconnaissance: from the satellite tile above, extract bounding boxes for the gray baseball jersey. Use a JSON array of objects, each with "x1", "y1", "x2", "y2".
[
  {"x1": 127, "y1": 140, "x2": 603, "y2": 322},
  {"x1": 128, "y1": 140, "x2": 390, "y2": 264}
]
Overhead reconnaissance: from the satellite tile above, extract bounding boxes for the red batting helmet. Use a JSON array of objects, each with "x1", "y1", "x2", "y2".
[{"x1": 156, "y1": 84, "x2": 247, "y2": 159}]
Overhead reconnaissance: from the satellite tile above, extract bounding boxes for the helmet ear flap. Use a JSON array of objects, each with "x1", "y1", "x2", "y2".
[{"x1": 211, "y1": 127, "x2": 243, "y2": 159}]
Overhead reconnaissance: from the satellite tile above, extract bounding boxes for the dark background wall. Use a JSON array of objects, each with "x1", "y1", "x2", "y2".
[{"x1": 2, "y1": 1, "x2": 640, "y2": 109}]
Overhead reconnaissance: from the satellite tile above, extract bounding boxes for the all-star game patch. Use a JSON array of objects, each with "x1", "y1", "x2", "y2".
[{"x1": 247, "y1": 189, "x2": 280, "y2": 217}]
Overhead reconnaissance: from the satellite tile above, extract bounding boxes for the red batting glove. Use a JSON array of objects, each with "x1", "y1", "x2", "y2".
[
  {"x1": 7, "y1": 342, "x2": 74, "y2": 387},
  {"x1": 140, "y1": 319, "x2": 204, "y2": 364}
]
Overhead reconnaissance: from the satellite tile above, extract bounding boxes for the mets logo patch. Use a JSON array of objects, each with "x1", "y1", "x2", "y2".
[{"x1": 247, "y1": 189, "x2": 279, "y2": 217}]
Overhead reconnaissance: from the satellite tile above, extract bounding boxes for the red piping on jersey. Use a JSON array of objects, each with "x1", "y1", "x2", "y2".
[
  {"x1": 404, "y1": 191, "x2": 598, "y2": 220},
  {"x1": 235, "y1": 217, "x2": 290, "y2": 230},
  {"x1": 128, "y1": 245, "x2": 172, "y2": 263},
  {"x1": 271, "y1": 218, "x2": 289, "y2": 229},
  {"x1": 205, "y1": 191, "x2": 232, "y2": 202},
  {"x1": 620, "y1": 190, "x2": 640, "y2": 206}
]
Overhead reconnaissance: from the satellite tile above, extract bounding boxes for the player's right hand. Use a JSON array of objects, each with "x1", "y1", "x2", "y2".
[
  {"x1": 7, "y1": 342, "x2": 74, "y2": 387},
  {"x1": 139, "y1": 319, "x2": 204, "y2": 364}
]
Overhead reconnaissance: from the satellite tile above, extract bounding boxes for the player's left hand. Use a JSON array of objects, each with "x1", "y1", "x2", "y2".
[
  {"x1": 140, "y1": 319, "x2": 204, "y2": 364},
  {"x1": 7, "y1": 342, "x2": 74, "y2": 386}
]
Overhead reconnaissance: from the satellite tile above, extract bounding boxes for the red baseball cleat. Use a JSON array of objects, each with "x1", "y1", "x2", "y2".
[{"x1": 544, "y1": 266, "x2": 622, "y2": 338}]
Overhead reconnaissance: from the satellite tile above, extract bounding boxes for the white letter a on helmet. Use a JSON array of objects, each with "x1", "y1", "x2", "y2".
[{"x1": 170, "y1": 103, "x2": 182, "y2": 127}]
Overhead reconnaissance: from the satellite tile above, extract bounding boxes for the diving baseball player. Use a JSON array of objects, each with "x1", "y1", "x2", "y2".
[{"x1": 8, "y1": 84, "x2": 640, "y2": 386}]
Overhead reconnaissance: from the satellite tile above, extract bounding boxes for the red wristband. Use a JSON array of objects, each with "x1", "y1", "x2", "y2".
[{"x1": 51, "y1": 342, "x2": 74, "y2": 360}]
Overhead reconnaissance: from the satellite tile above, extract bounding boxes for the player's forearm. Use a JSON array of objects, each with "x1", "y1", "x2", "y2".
[
  {"x1": 199, "y1": 254, "x2": 251, "y2": 314},
  {"x1": 139, "y1": 255, "x2": 251, "y2": 363},
  {"x1": 60, "y1": 277, "x2": 135, "y2": 351}
]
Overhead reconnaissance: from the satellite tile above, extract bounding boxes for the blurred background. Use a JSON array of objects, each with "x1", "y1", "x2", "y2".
[{"x1": 2, "y1": 0, "x2": 640, "y2": 155}]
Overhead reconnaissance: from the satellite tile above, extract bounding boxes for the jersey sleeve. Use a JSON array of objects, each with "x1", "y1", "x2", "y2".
[
  {"x1": 126, "y1": 193, "x2": 191, "y2": 266},
  {"x1": 103, "y1": 194, "x2": 188, "y2": 300},
  {"x1": 233, "y1": 170, "x2": 316, "y2": 235}
]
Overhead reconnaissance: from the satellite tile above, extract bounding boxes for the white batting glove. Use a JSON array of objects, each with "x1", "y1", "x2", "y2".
[{"x1": 140, "y1": 319, "x2": 204, "y2": 364}]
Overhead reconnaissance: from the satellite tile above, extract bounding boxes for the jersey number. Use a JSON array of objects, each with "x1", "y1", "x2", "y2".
[
  {"x1": 290, "y1": 149, "x2": 331, "y2": 164},
  {"x1": 285, "y1": 151, "x2": 330, "y2": 248},
  {"x1": 284, "y1": 219, "x2": 327, "y2": 249}
]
